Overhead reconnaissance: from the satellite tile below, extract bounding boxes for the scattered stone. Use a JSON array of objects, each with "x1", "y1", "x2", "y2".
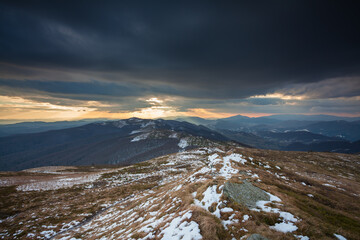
[{"x1": 247, "y1": 233, "x2": 270, "y2": 240}]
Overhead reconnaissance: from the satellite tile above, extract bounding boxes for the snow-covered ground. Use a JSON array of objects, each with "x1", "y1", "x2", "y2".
[
  {"x1": 194, "y1": 185, "x2": 222, "y2": 218},
  {"x1": 16, "y1": 174, "x2": 102, "y2": 191},
  {"x1": 131, "y1": 133, "x2": 150, "y2": 142},
  {"x1": 160, "y1": 211, "x2": 202, "y2": 240},
  {"x1": 178, "y1": 138, "x2": 189, "y2": 149},
  {"x1": 1, "y1": 146, "x2": 356, "y2": 240},
  {"x1": 251, "y1": 192, "x2": 300, "y2": 233}
]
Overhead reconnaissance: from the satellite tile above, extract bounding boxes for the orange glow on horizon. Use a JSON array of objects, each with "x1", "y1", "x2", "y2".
[
  {"x1": 183, "y1": 108, "x2": 235, "y2": 119},
  {"x1": 1, "y1": 95, "x2": 360, "y2": 123},
  {"x1": 66, "y1": 110, "x2": 360, "y2": 121},
  {"x1": 236, "y1": 113, "x2": 273, "y2": 118},
  {"x1": 183, "y1": 110, "x2": 274, "y2": 119}
]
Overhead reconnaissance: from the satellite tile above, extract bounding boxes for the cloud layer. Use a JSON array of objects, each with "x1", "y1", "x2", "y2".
[{"x1": 0, "y1": 1, "x2": 359, "y2": 120}]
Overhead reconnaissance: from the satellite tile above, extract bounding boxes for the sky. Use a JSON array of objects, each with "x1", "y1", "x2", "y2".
[{"x1": 0, "y1": 0, "x2": 360, "y2": 122}]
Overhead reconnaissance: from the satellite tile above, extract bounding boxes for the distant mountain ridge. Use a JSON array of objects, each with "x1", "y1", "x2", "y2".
[
  {"x1": 0, "y1": 119, "x2": 108, "y2": 137},
  {"x1": 174, "y1": 115, "x2": 360, "y2": 153},
  {"x1": 2, "y1": 114, "x2": 359, "y2": 137},
  {"x1": 2, "y1": 114, "x2": 360, "y2": 158},
  {"x1": 263, "y1": 114, "x2": 360, "y2": 121}
]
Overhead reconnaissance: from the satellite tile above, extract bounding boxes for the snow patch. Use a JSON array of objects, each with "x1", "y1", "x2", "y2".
[
  {"x1": 194, "y1": 185, "x2": 222, "y2": 218},
  {"x1": 131, "y1": 133, "x2": 150, "y2": 142},
  {"x1": 323, "y1": 183, "x2": 336, "y2": 188},
  {"x1": 208, "y1": 153, "x2": 246, "y2": 180},
  {"x1": 222, "y1": 213, "x2": 239, "y2": 229},
  {"x1": 169, "y1": 133, "x2": 178, "y2": 138},
  {"x1": 221, "y1": 207, "x2": 234, "y2": 213},
  {"x1": 16, "y1": 174, "x2": 101, "y2": 191},
  {"x1": 294, "y1": 235, "x2": 310, "y2": 240},
  {"x1": 141, "y1": 121, "x2": 155, "y2": 128},
  {"x1": 223, "y1": 153, "x2": 247, "y2": 165},
  {"x1": 271, "y1": 222, "x2": 298, "y2": 233},
  {"x1": 334, "y1": 234, "x2": 347, "y2": 240},
  {"x1": 253, "y1": 192, "x2": 299, "y2": 233},
  {"x1": 113, "y1": 120, "x2": 127, "y2": 128},
  {"x1": 160, "y1": 211, "x2": 202, "y2": 240},
  {"x1": 178, "y1": 139, "x2": 189, "y2": 149}
]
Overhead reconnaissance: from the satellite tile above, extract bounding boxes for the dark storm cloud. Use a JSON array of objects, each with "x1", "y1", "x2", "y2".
[
  {"x1": 1, "y1": 0, "x2": 360, "y2": 100},
  {"x1": 0, "y1": 79, "x2": 141, "y2": 96},
  {"x1": 0, "y1": 77, "x2": 278, "y2": 101},
  {"x1": 171, "y1": 97, "x2": 360, "y2": 115}
]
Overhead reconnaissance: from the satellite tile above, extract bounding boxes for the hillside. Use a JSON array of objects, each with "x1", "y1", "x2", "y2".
[
  {"x1": 298, "y1": 121, "x2": 360, "y2": 141},
  {"x1": 285, "y1": 140, "x2": 360, "y2": 154},
  {"x1": 0, "y1": 118, "x2": 234, "y2": 171},
  {"x1": 0, "y1": 145, "x2": 359, "y2": 239}
]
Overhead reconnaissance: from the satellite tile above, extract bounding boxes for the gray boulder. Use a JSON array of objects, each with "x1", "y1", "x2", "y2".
[
  {"x1": 223, "y1": 180, "x2": 270, "y2": 209},
  {"x1": 247, "y1": 234, "x2": 270, "y2": 240}
]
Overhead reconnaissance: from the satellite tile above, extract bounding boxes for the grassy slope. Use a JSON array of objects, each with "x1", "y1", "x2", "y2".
[{"x1": 0, "y1": 146, "x2": 359, "y2": 240}]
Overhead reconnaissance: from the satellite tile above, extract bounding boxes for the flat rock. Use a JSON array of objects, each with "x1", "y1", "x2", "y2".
[
  {"x1": 238, "y1": 170, "x2": 250, "y2": 176},
  {"x1": 223, "y1": 180, "x2": 270, "y2": 209},
  {"x1": 247, "y1": 233, "x2": 270, "y2": 240}
]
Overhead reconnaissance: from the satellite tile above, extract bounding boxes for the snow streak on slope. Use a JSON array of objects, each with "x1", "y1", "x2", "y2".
[
  {"x1": 194, "y1": 185, "x2": 222, "y2": 218},
  {"x1": 252, "y1": 192, "x2": 299, "y2": 233},
  {"x1": 131, "y1": 133, "x2": 150, "y2": 142},
  {"x1": 16, "y1": 174, "x2": 101, "y2": 191},
  {"x1": 208, "y1": 152, "x2": 246, "y2": 179},
  {"x1": 160, "y1": 211, "x2": 201, "y2": 240}
]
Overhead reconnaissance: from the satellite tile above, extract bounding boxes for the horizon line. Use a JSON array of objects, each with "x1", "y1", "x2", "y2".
[{"x1": 1, "y1": 112, "x2": 360, "y2": 125}]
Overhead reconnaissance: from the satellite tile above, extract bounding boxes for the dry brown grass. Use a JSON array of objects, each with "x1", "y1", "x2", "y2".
[
  {"x1": 1, "y1": 146, "x2": 359, "y2": 239},
  {"x1": 235, "y1": 148, "x2": 360, "y2": 239},
  {"x1": 191, "y1": 206, "x2": 231, "y2": 240},
  {"x1": 0, "y1": 171, "x2": 163, "y2": 238}
]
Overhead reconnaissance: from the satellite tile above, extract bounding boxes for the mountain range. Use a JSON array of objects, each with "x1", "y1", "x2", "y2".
[
  {"x1": 0, "y1": 114, "x2": 359, "y2": 172},
  {"x1": 174, "y1": 115, "x2": 360, "y2": 153},
  {"x1": 0, "y1": 118, "x2": 239, "y2": 171}
]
